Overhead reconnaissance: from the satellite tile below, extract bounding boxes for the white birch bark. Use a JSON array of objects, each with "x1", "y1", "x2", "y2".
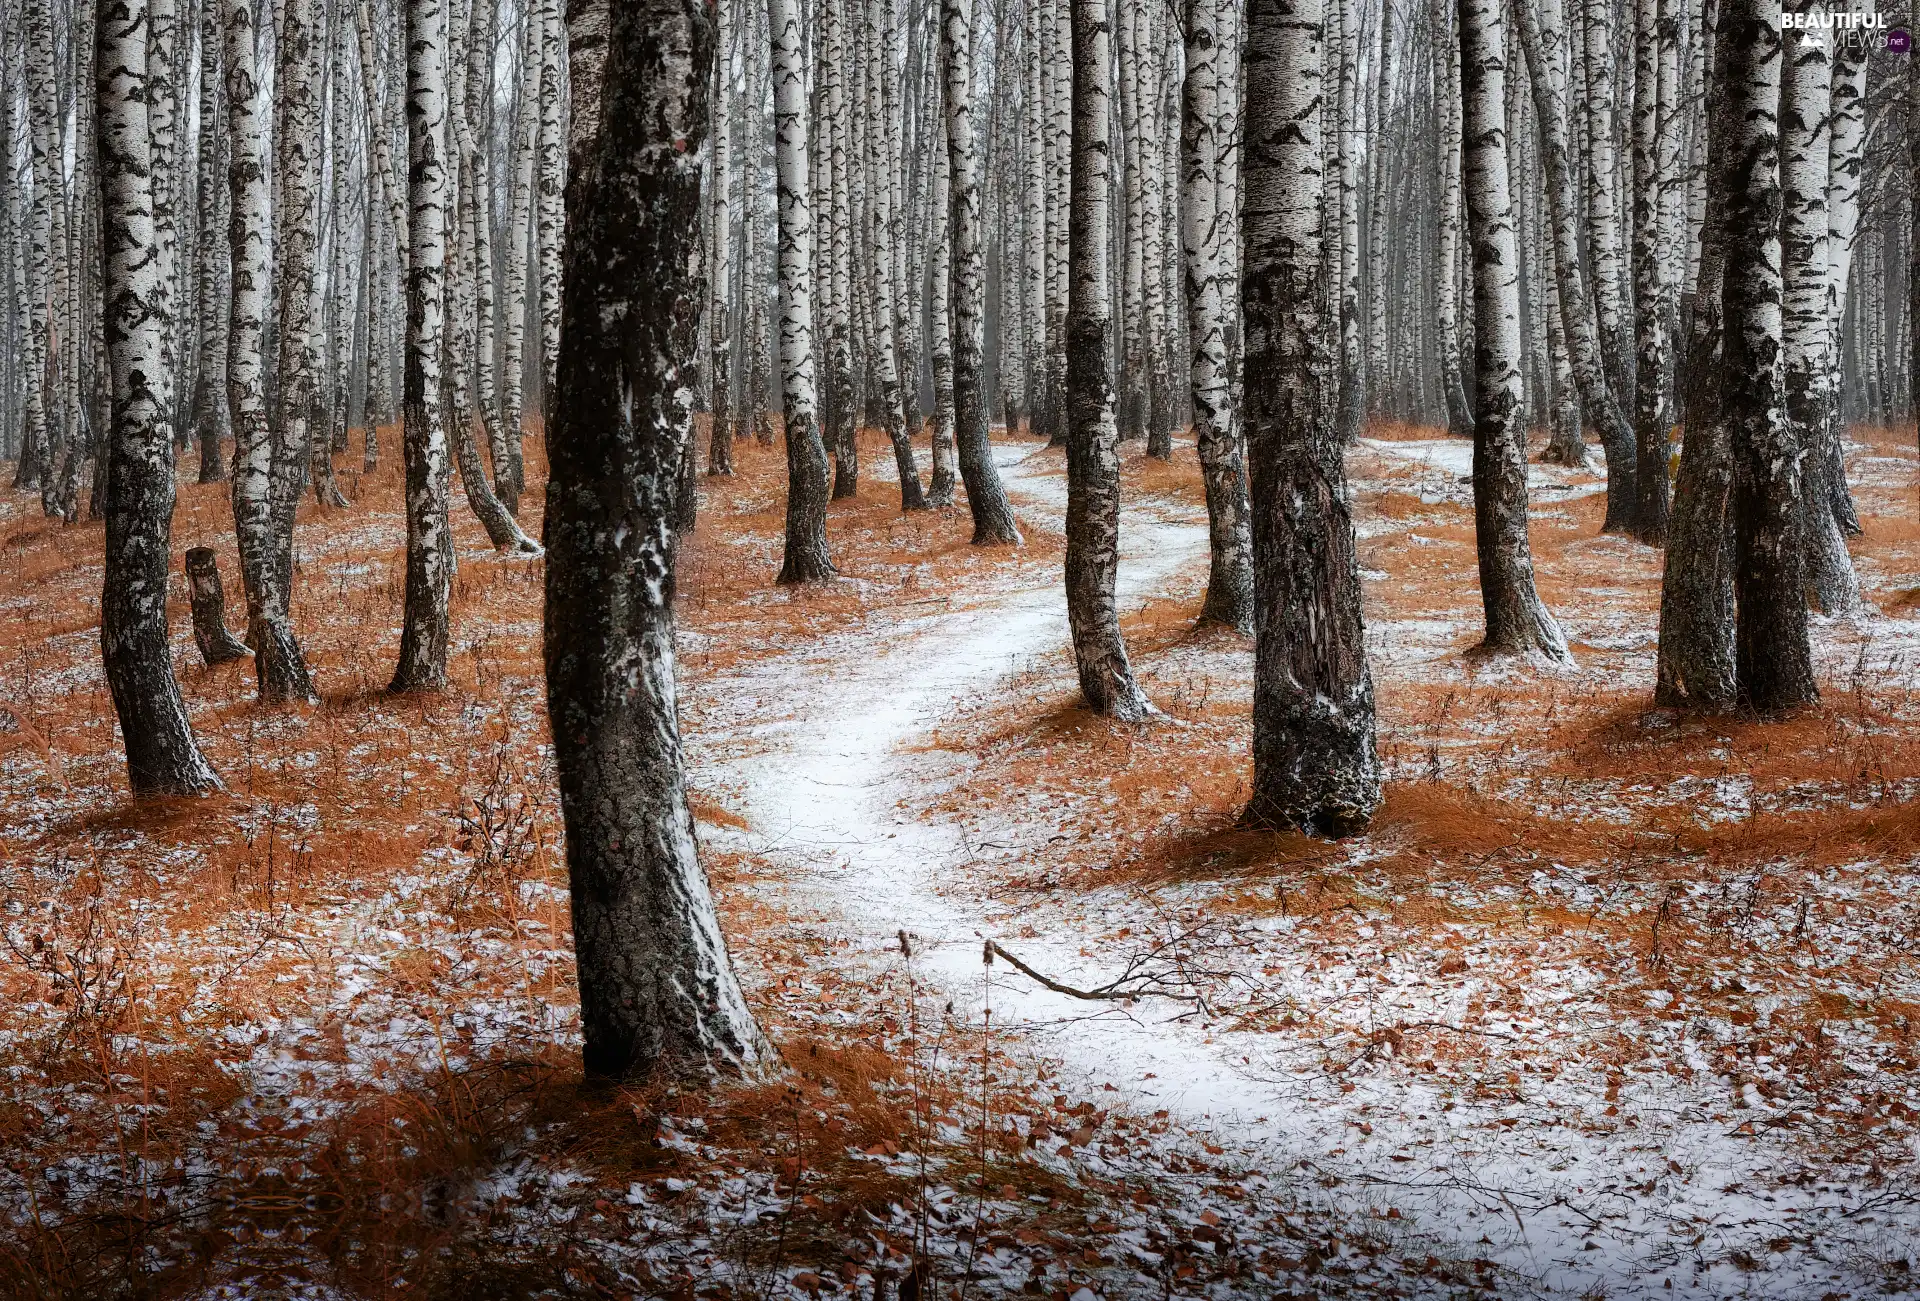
[
  {"x1": 496, "y1": 0, "x2": 542, "y2": 493},
  {"x1": 534, "y1": 0, "x2": 565, "y2": 405},
  {"x1": 769, "y1": 0, "x2": 834, "y2": 580},
  {"x1": 1064, "y1": 0, "x2": 1147, "y2": 719},
  {"x1": 1779, "y1": 3, "x2": 1853, "y2": 612},
  {"x1": 99, "y1": 0, "x2": 221, "y2": 795},
  {"x1": 941, "y1": 0, "x2": 1022, "y2": 542},
  {"x1": 1583, "y1": 0, "x2": 1632, "y2": 399},
  {"x1": 392, "y1": 0, "x2": 454, "y2": 691},
  {"x1": 1242, "y1": 0, "x2": 1379, "y2": 833},
  {"x1": 1182, "y1": 0, "x2": 1252, "y2": 632},
  {"x1": 227, "y1": 0, "x2": 316, "y2": 701},
  {"x1": 1462, "y1": 0, "x2": 1569, "y2": 660}
]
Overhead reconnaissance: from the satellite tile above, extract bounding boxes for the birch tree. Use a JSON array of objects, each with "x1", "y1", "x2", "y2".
[
  {"x1": 1780, "y1": 2, "x2": 1853, "y2": 613},
  {"x1": 1241, "y1": 0, "x2": 1379, "y2": 834},
  {"x1": 1461, "y1": 0, "x2": 1569, "y2": 660},
  {"x1": 1182, "y1": 0, "x2": 1253, "y2": 632},
  {"x1": 392, "y1": 0, "x2": 455, "y2": 692},
  {"x1": 1723, "y1": 0, "x2": 1815, "y2": 712},
  {"x1": 99, "y1": 0, "x2": 221, "y2": 796},
  {"x1": 769, "y1": 0, "x2": 834, "y2": 581},
  {"x1": 1063, "y1": 0, "x2": 1147, "y2": 720},
  {"x1": 941, "y1": 0, "x2": 1022, "y2": 544},
  {"x1": 228, "y1": 0, "x2": 317, "y2": 702},
  {"x1": 545, "y1": 0, "x2": 769, "y2": 1083}
]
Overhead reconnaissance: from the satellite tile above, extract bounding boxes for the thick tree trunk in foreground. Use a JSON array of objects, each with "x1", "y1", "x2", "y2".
[
  {"x1": 1461, "y1": 0, "x2": 1569, "y2": 661},
  {"x1": 1723, "y1": 0, "x2": 1815, "y2": 713},
  {"x1": 392, "y1": 0, "x2": 455, "y2": 692},
  {"x1": 1240, "y1": 0, "x2": 1378, "y2": 837},
  {"x1": 1063, "y1": 0, "x2": 1147, "y2": 721},
  {"x1": 941, "y1": 0, "x2": 1022, "y2": 545},
  {"x1": 99, "y1": 0, "x2": 220, "y2": 797},
  {"x1": 1182, "y1": 0, "x2": 1253, "y2": 633},
  {"x1": 545, "y1": 0, "x2": 768, "y2": 1083},
  {"x1": 770, "y1": 0, "x2": 834, "y2": 582},
  {"x1": 226, "y1": 0, "x2": 315, "y2": 703}
]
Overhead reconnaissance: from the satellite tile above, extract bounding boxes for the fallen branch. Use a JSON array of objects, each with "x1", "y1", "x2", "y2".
[{"x1": 984, "y1": 941, "x2": 1202, "y2": 1005}]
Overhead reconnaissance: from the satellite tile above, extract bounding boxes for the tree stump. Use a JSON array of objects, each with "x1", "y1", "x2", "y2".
[{"x1": 184, "y1": 548, "x2": 251, "y2": 666}]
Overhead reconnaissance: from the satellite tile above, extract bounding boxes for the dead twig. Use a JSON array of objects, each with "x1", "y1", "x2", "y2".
[{"x1": 983, "y1": 941, "x2": 1203, "y2": 1006}]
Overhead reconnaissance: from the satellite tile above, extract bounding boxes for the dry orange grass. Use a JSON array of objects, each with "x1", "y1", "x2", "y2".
[{"x1": 0, "y1": 417, "x2": 1125, "y2": 1299}]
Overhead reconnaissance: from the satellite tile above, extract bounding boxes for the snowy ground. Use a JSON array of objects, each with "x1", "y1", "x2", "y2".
[{"x1": 0, "y1": 425, "x2": 1916, "y2": 1298}]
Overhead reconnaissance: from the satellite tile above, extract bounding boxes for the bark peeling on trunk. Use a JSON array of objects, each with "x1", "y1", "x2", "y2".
[
  {"x1": 544, "y1": 0, "x2": 769, "y2": 1083},
  {"x1": 1240, "y1": 0, "x2": 1379, "y2": 838}
]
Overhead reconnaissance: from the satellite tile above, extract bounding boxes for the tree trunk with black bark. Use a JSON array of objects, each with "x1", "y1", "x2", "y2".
[
  {"x1": 1240, "y1": 0, "x2": 1378, "y2": 836},
  {"x1": 544, "y1": 0, "x2": 769, "y2": 1083}
]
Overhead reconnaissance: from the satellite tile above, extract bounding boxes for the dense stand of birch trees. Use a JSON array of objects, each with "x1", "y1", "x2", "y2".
[{"x1": 2, "y1": 0, "x2": 1918, "y2": 1077}]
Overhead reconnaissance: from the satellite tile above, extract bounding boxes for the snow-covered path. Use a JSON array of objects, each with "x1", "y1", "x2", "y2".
[{"x1": 687, "y1": 441, "x2": 1915, "y2": 1301}]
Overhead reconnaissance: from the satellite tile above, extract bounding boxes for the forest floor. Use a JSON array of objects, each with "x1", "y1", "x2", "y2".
[{"x1": 0, "y1": 420, "x2": 1916, "y2": 1300}]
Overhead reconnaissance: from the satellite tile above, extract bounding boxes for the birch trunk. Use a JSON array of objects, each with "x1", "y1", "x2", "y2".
[
  {"x1": 1064, "y1": 0, "x2": 1147, "y2": 720},
  {"x1": 1723, "y1": 0, "x2": 1814, "y2": 711},
  {"x1": 192, "y1": 3, "x2": 232, "y2": 483},
  {"x1": 1241, "y1": 0, "x2": 1378, "y2": 834},
  {"x1": 1432, "y1": 0, "x2": 1472, "y2": 437},
  {"x1": 392, "y1": 0, "x2": 455, "y2": 691},
  {"x1": 1462, "y1": 0, "x2": 1569, "y2": 660},
  {"x1": 708, "y1": 0, "x2": 735, "y2": 477},
  {"x1": 99, "y1": 0, "x2": 221, "y2": 796},
  {"x1": 1656, "y1": 7, "x2": 1735, "y2": 711},
  {"x1": 227, "y1": 0, "x2": 317, "y2": 702},
  {"x1": 1182, "y1": 0, "x2": 1253, "y2": 632},
  {"x1": 866, "y1": 0, "x2": 924, "y2": 509},
  {"x1": 1779, "y1": 5, "x2": 1853, "y2": 613},
  {"x1": 545, "y1": 0, "x2": 768, "y2": 1083},
  {"x1": 1583, "y1": 0, "x2": 1633, "y2": 404},
  {"x1": 495, "y1": 0, "x2": 543, "y2": 500},
  {"x1": 942, "y1": 0, "x2": 1022, "y2": 543},
  {"x1": 929, "y1": 111, "x2": 958, "y2": 505},
  {"x1": 1629, "y1": 0, "x2": 1672, "y2": 541},
  {"x1": 769, "y1": 0, "x2": 834, "y2": 581},
  {"x1": 1514, "y1": 0, "x2": 1639, "y2": 530},
  {"x1": 1821, "y1": 0, "x2": 1865, "y2": 535}
]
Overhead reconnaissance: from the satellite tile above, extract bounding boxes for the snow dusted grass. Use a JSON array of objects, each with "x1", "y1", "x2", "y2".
[
  {"x1": 912, "y1": 428, "x2": 1920, "y2": 1299},
  {"x1": 1, "y1": 421, "x2": 1916, "y2": 1298}
]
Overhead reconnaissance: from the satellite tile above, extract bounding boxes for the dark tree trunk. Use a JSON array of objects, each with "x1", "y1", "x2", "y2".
[
  {"x1": 1656, "y1": 22, "x2": 1736, "y2": 711},
  {"x1": 185, "y1": 547, "x2": 252, "y2": 665},
  {"x1": 545, "y1": 0, "x2": 768, "y2": 1082},
  {"x1": 99, "y1": 0, "x2": 221, "y2": 797},
  {"x1": 1064, "y1": 0, "x2": 1148, "y2": 721},
  {"x1": 1239, "y1": 0, "x2": 1379, "y2": 837},
  {"x1": 1723, "y1": 0, "x2": 1815, "y2": 713}
]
